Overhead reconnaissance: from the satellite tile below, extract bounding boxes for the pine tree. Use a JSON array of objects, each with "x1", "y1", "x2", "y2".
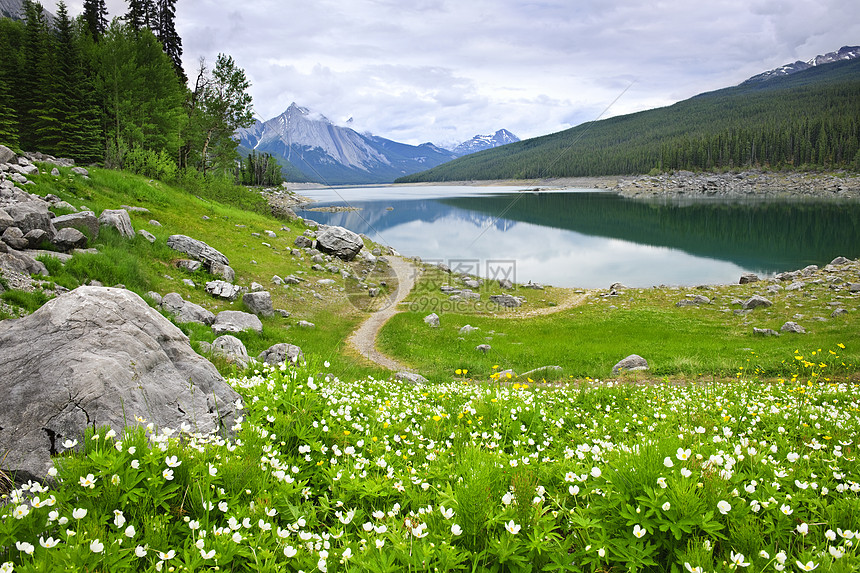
[
  {"x1": 82, "y1": 0, "x2": 108, "y2": 40},
  {"x1": 0, "y1": 77, "x2": 18, "y2": 147},
  {"x1": 154, "y1": 0, "x2": 185, "y2": 81},
  {"x1": 19, "y1": 0, "x2": 52, "y2": 151},
  {"x1": 124, "y1": 0, "x2": 149, "y2": 31}
]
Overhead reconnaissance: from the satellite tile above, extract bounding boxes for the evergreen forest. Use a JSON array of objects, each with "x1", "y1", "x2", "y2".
[
  {"x1": 397, "y1": 59, "x2": 860, "y2": 183},
  {"x1": 0, "y1": 0, "x2": 283, "y2": 187}
]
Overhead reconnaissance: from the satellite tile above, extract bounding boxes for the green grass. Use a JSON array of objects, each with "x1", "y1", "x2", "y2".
[
  {"x1": 379, "y1": 270, "x2": 860, "y2": 382},
  {"x1": 0, "y1": 289, "x2": 52, "y2": 313}
]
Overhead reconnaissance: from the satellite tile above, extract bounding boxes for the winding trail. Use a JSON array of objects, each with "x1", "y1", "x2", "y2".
[
  {"x1": 347, "y1": 257, "x2": 592, "y2": 370},
  {"x1": 347, "y1": 256, "x2": 420, "y2": 371}
]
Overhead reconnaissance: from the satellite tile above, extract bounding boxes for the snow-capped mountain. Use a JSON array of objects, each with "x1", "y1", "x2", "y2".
[
  {"x1": 235, "y1": 103, "x2": 457, "y2": 185},
  {"x1": 451, "y1": 129, "x2": 520, "y2": 157},
  {"x1": 742, "y1": 45, "x2": 860, "y2": 84}
]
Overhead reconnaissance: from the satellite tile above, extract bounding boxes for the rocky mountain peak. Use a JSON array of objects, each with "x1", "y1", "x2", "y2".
[
  {"x1": 451, "y1": 129, "x2": 521, "y2": 157},
  {"x1": 742, "y1": 45, "x2": 860, "y2": 84}
]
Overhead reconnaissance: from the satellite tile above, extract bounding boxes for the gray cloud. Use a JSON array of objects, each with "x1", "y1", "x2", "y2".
[{"x1": 48, "y1": 0, "x2": 860, "y2": 145}]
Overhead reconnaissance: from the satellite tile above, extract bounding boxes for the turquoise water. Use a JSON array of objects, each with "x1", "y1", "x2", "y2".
[{"x1": 297, "y1": 186, "x2": 860, "y2": 289}]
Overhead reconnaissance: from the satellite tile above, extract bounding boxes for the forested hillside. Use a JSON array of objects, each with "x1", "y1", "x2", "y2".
[
  {"x1": 0, "y1": 0, "x2": 282, "y2": 186},
  {"x1": 397, "y1": 58, "x2": 860, "y2": 182}
]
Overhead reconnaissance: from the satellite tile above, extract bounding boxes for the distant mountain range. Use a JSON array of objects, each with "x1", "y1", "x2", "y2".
[
  {"x1": 398, "y1": 46, "x2": 860, "y2": 183},
  {"x1": 743, "y1": 45, "x2": 860, "y2": 84},
  {"x1": 450, "y1": 129, "x2": 520, "y2": 157},
  {"x1": 235, "y1": 104, "x2": 518, "y2": 185},
  {"x1": 0, "y1": 0, "x2": 53, "y2": 22}
]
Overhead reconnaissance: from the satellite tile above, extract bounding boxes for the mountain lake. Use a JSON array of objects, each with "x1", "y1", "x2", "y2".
[{"x1": 297, "y1": 185, "x2": 860, "y2": 289}]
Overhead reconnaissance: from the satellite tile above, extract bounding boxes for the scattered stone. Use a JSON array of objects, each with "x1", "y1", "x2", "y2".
[
  {"x1": 70, "y1": 166, "x2": 89, "y2": 177},
  {"x1": 395, "y1": 371, "x2": 428, "y2": 385},
  {"x1": 831, "y1": 308, "x2": 848, "y2": 317},
  {"x1": 52, "y1": 227, "x2": 87, "y2": 251},
  {"x1": 284, "y1": 274, "x2": 302, "y2": 285},
  {"x1": 490, "y1": 294, "x2": 524, "y2": 308},
  {"x1": 98, "y1": 209, "x2": 135, "y2": 239},
  {"x1": 742, "y1": 295, "x2": 772, "y2": 310},
  {"x1": 297, "y1": 320, "x2": 315, "y2": 329},
  {"x1": 167, "y1": 235, "x2": 229, "y2": 269},
  {"x1": 315, "y1": 226, "x2": 363, "y2": 261},
  {"x1": 264, "y1": 230, "x2": 276, "y2": 238},
  {"x1": 459, "y1": 324, "x2": 478, "y2": 335},
  {"x1": 522, "y1": 282, "x2": 544, "y2": 290},
  {"x1": 243, "y1": 291, "x2": 274, "y2": 317},
  {"x1": 498, "y1": 278, "x2": 514, "y2": 289},
  {"x1": 149, "y1": 219, "x2": 162, "y2": 227},
  {"x1": 210, "y1": 335, "x2": 250, "y2": 367},
  {"x1": 2, "y1": 226, "x2": 29, "y2": 250},
  {"x1": 209, "y1": 262, "x2": 235, "y2": 283},
  {"x1": 849, "y1": 284, "x2": 860, "y2": 293},
  {"x1": 5, "y1": 201, "x2": 56, "y2": 239},
  {"x1": 424, "y1": 313, "x2": 440, "y2": 327},
  {"x1": 801, "y1": 265, "x2": 819, "y2": 276},
  {"x1": 182, "y1": 279, "x2": 196, "y2": 287},
  {"x1": 786, "y1": 281, "x2": 805, "y2": 291},
  {"x1": 476, "y1": 344, "x2": 491, "y2": 354},
  {"x1": 275, "y1": 309, "x2": 290, "y2": 318},
  {"x1": 212, "y1": 310, "x2": 263, "y2": 334},
  {"x1": 780, "y1": 321, "x2": 806, "y2": 334},
  {"x1": 318, "y1": 279, "x2": 335, "y2": 285},
  {"x1": 121, "y1": 205, "x2": 150, "y2": 214},
  {"x1": 739, "y1": 273, "x2": 760, "y2": 284},
  {"x1": 753, "y1": 327, "x2": 779, "y2": 337},
  {"x1": 294, "y1": 235, "x2": 314, "y2": 248},
  {"x1": 464, "y1": 279, "x2": 481, "y2": 289},
  {"x1": 0, "y1": 249, "x2": 48, "y2": 275},
  {"x1": 145, "y1": 291, "x2": 163, "y2": 306},
  {"x1": 137, "y1": 229, "x2": 156, "y2": 243},
  {"x1": 177, "y1": 259, "x2": 202, "y2": 272},
  {"x1": 612, "y1": 354, "x2": 649, "y2": 375},
  {"x1": 258, "y1": 343, "x2": 304, "y2": 366},
  {"x1": 205, "y1": 280, "x2": 245, "y2": 301},
  {"x1": 159, "y1": 292, "x2": 215, "y2": 325},
  {"x1": 520, "y1": 365, "x2": 563, "y2": 380},
  {"x1": 0, "y1": 286, "x2": 240, "y2": 482},
  {"x1": 272, "y1": 275, "x2": 284, "y2": 285},
  {"x1": 250, "y1": 282, "x2": 265, "y2": 292},
  {"x1": 830, "y1": 256, "x2": 851, "y2": 266}
]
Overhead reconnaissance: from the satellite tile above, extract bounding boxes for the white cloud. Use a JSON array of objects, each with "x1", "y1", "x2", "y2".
[{"x1": 44, "y1": 0, "x2": 860, "y2": 146}]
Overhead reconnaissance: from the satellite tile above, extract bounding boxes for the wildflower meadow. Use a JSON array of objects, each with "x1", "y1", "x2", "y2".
[{"x1": 1, "y1": 345, "x2": 859, "y2": 572}]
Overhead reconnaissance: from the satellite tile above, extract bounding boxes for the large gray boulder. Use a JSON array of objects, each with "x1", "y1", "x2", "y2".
[
  {"x1": 0, "y1": 286, "x2": 241, "y2": 482},
  {"x1": 2, "y1": 227, "x2": 29, "y2": 250},
  {"x1": 98, "y1": 209, "x2": 135, "y2": 239},
  {"x1": 205, "y1": 280, "x2": 245, "y2": 301},
  {"x1": 612, "y1": 354, "x2": 649, "y2": 375},
  {"x1": 0, "y1": 249, "x2": 48, "y2": 276},
  {"x1": 257, "y1": 343, "x2": 304, "y2": 366},
  {"x1": 159, "y1": 292, "x2": 215, "y2": 325},
  {"x1": 5, "y1": 201, "x2": 56, "y2": 239},
  {"x1": 167, "y1": 235, "x2": 229, "y2": 269},
  {"x1": 490, "y1": 294, "x2": 524, "y2": 308},
  {"x1": 243, "y1": 291, "x2": 274, "y2": 317},
  {"x1": 742, "y1": 295, "x2": 773, "y2": 310},
  {"x1": 212, "y1": 310, "x2": 263, "y2": 334},
  {"x1": 52, "y1": 211, "x2": 99, "y2": 239},
  {"x1": 315, "y1": 226, "x2": 363, "y2": 261},
  {"x1": 210, "y1": 335, "x2": 250, "y2": 367},
  {"x1": 52, "y1": 227, "x2": 88, "y2": 251},
  {"x1": 0, "y1": 144, "x2": 15, "y2": 164},
  {"x1": 0, "y1": 208, "x2": 14, "y2": 233}
]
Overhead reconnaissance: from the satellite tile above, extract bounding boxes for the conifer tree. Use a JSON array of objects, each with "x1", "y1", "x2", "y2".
[
  {"x1": 82, "y1": 0, "x2": 108, "y2": 40},
  {"x1": 18, "y1": 0, "x2": 52, "y2": 151},
  {"x1": 154, "y1": 0, "x2": 185, "y2": 81},
  {"x1": 0, "y1": 78, "x2": 18, "y2": 147}
]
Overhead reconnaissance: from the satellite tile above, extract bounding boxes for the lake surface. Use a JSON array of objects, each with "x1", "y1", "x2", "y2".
[{"x1": 297, "y1": 185, "x2": 860, "y2": 289}]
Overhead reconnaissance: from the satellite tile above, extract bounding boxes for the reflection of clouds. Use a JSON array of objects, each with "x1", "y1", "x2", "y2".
[{"x1": 381, "y1": 217, "x2": 748, "y2": 289}]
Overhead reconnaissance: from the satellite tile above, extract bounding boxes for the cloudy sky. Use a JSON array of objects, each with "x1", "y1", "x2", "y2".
[{"x1": 49, "y1": 0, "x2": 860, "y2": 147}]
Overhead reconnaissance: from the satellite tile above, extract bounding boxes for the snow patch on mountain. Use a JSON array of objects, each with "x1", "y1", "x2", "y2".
[
  {"x1": 451, "y1": 129, "x2": 520, "y2": 157},
  {"x1": 742, "y1": 46, "x2": 860, "y2": 84}
]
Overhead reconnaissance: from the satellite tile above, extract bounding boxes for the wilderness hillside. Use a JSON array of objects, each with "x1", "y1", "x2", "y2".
[{"x1": 397, "y1": 57, "x2": 860, "y2": 183}]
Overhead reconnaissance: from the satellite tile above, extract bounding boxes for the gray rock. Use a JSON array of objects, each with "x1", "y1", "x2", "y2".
[
  {"x1": 0, "y1": 144, "x2": 14, "y2": 164},
  {"x1": 497, "y1": 369, "x2": 516, "y2": 380},
  {"x1": 264, "y1": 230, "x2": 276, "y2": 238},
  {"x1": 424, "y1": 313, "x2": 440, "y2": 327},
  {"x1": 177, "y1": 259, "x2": 203, "y2": 272},
  {"x1": 98, "y1": 209, "x2": 135, "y2": 239},
  {"x1": 149, "y1": 219, "x2": 162, "y2": 227},
  {"x1": 849, "y1": 284, "x2": 860, "y2": 293},
  {"x1": 161, "y1": 294, "x2": 215, "y2": 326},
  {"x1": 271, "y1": 275, "x2": 284, "y2": 285},
  {"x1": 830, "y1": 256, "x2": 851, "y2": 266},
  {"x1": 801, "y1": 265, "x2": 819, "y2": 276},
  {"x1": 137, "y1": 229, "x2": 156, "y2": 243},
  {"x1": 70, "y1": 166, "x2": 89, "y2": 177},
  {"x1": 284, "y1": 274, "x2": 303, "y2": 285},
  {"x1": 205, "y1": 280, "x2": 245, "y2": 301},
  {"x1": 52, "y1": 227, "x2": 87, "y2": 251},
  {"x1": 166, "y1": 235, "x2": 229, "y2": 269},
  {"x1": 0, "y1": 207, "x2": 13, "y2": 232},
  {"x1": 315, "y1": 226, "x2": 363, "y2": 261},
  {"x1": 294, "y1": 235, "x2": 314, "y2": 249},
  {"x1": 5, "y1": 201, "x2": 56, "y2": 239},
  {"x1": 786, "y1": 281, "x2": 805, "y2": 291},
  {"x1": 182, "y1": 279, "x2": 196, "y2": 287},
  {"x1": 476, "y1": 344, "x2": 491, "y2": 354},
  {"x1": 0, "y1": 286, "x2": 240, "y2": 482},
  {"x1": 257, "y1": 343, "x2": 304, "y2": 366},
  {"x1": 464, "y1": 279, "x2": 481, "y2": 289},
  {"x1": 53, "y1": 201, "x2": 76, "y2": 212},
  {"x1": 753, "y1": 327, "x2": 780, "y2": 337},
  {"x1": 211, "y1": 335, "x2": 250, "y2": 367},
  {"x1": 209, "y1": 262, "x2": 235, "y2": 283},
  {"x1": 50, "y1": 167, "x2": 60, "y2": 176},
  {"x1": 832, "y1": 308, "x2": 848, "y2": 317},
  {"x1": 498, "y1": 278, "x2": 514, "y2": 289},
  {"x1": 0, "y1": 249, "x2": 48, "y2": 276},
  {"x1": 459, "y1": 324, "x2": 478, "y2": 334},
  {"x1": 780, "y1": 321, "x2": 806, "y2": 334},
  {"x1": 250, "y1": 282, "x2": 265, "y2": 292},
  {"x1": 297, "y1": 320, "x2": 315, "y2": 329},
  {"x1": 52, "y1": 211, "x2": 99, "y2": 239},
  {"x1": 742, "y1": 295, "x2": 773, "y2": 310},
  {"x1": 145, "y1": 291, "x2": 163, "y2": 306},
  {"x1": 612, "y1": 354, "x2": 649, "y2": 375},
  {"x1": 212, "y1": 310, "x2": 263, "y2": 334},
  {"x1": 395, "y1": 371, "x2": 428, "y2": 385},
  {"x1": 22, "y1": 229, "x2": 50, "y2": 248},
  {"x1": 520, "y1": 365, "x2": 563, "y2": 381},
  {"x1": 159, "y1": 292, "x2": 186, "y2": 314},
  {"x1": 522, "y1": 282, "x2": 544, "y2": 290},
  {"x1": 490, "y1": 294, "x2": 524, "y2": 308},
  {"x1": 739, "y1": 273, "x2": 760, "y2": 284},
  {"x1": 243, "y1": 291, "x2": 274, "y2": 317},
  {"x1": 2, "y1": 226, "x2": 29, "y2": 250}
]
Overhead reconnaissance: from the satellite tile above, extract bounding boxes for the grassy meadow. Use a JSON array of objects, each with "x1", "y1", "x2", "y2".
[{"x1": 1, "y1": 165, "x2": 860, "y2": 572}]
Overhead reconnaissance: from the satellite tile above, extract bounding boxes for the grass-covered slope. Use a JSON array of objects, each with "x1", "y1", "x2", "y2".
[{"x1": 397, "y1": 59, "x2": 860, "y2": 182}]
